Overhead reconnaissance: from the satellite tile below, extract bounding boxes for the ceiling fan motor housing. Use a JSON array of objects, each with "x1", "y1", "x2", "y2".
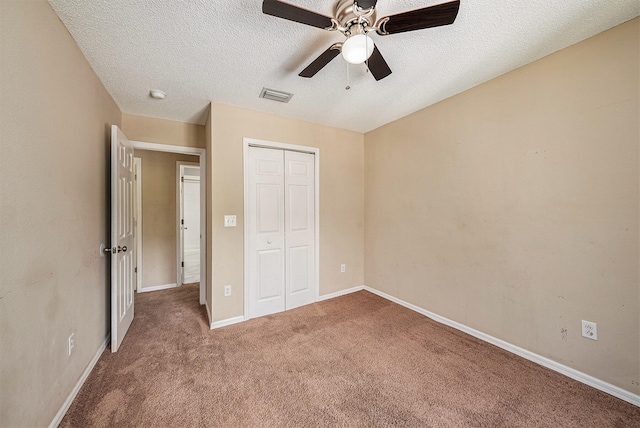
[{"x1": 336, "y1": 0, "x2": 376, "y2": 32}]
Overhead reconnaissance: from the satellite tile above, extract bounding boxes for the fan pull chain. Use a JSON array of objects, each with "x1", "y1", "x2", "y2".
[
  {"x1": 345, "y1": 63, "x2": 351, "y2": 90},
  {"x1": 365, "y1": 33, "x2": 370, "y2": 73}
]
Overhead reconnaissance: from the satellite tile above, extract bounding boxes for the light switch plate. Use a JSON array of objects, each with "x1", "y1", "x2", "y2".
[{"x1": 224, "y1": 215, "x2": 237, "y2": 227}]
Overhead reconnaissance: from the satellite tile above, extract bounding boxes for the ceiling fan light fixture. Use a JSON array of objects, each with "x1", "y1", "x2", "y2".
[{"x1": 341, "y1": 34, "x2": 374, "y2": 64}]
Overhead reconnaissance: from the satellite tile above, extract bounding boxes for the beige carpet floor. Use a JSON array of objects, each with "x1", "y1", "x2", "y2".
[{"x1": 60, "y1": 284, "x2": 639, "y2": 427}]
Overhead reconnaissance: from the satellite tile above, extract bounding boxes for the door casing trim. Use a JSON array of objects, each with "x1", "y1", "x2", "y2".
[{"x1": 133, "y1": 157, "x2": 142, "y2": 292}]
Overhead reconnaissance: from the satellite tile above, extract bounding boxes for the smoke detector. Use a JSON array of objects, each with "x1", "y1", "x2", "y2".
[{"x1": 149, "y1": 89, "x2": 166, "y2": 99}]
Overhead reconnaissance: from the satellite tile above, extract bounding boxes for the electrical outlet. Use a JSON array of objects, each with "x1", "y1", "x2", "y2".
[
  {"x1": 68, "y1": 333, "x2": 75, "y2": 356},
  {"x1": 581, "y1": 320, "x2": 597, "y2": 340},
  {"x1": 340, "y1": 264, "x2": 346, "y2": 273},
  {"x1": 224, "y1": 285, "x2": 231, "y2": 297}
]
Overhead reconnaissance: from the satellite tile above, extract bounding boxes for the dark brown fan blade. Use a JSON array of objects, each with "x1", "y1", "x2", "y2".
[
  {"x1": 299, "y1": 44, "x2": 342, "y2": 78},
  {"x1": 376, "y1": 0, "x2": 460, "y2": 35},
  {"x1": 354, "y1": 0, "x2": 378, "y2": 10},
  {"x1": 367, "y1": 46, "x2": 392, "y2": 81},
  {"x1": 263, "y1": 0, "x2": 334, "y2": 30}
]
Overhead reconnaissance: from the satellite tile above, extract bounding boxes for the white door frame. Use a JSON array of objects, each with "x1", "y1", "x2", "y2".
[
  {"x1": 130, "y1": 140, "x2": 207, "y2": 308},
  {"x1": 243, "y1": 137, "x2": 320, "y2": 319},
  {"x1": 176, "y1": 161, "x2": 200, "y2": 286},
  {"x1": 133, "y1": 157, "x2": 142, "y2": 291}
]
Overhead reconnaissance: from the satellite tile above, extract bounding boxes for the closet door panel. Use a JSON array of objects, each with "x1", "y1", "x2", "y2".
[
  {"x1": 284, "y1": 150, "x2": 316, "y2": 310},
  {"x1": 248, "y1": 147, "x2": 285, "y2": 318}
]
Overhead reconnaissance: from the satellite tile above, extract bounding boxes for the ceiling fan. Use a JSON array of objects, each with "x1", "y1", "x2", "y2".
[{"x1": 262, "y1": 0, "x2": 461, "y2": 81}]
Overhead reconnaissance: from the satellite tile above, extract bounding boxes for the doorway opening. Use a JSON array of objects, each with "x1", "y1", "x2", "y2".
[{"x1": 131, "y1": 140, "x2": 207, "y2": 310}]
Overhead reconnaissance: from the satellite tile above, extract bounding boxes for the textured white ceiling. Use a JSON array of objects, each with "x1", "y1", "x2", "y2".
[{"x1": 48, "y1": 0, "x2": 638, "y2": 133}]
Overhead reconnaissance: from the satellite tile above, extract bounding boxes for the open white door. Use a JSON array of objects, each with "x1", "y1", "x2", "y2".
[{"x1": 111, "y1": 125, "x2": 135, "y2": 352}]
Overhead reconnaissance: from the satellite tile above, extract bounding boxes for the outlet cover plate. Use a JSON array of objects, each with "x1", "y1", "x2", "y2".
[
  {"x1": 581, "y1": 320, "x2": 597, "y2": 340},
  {"x1": 224, "y1": 285, "x2": 231, "y2": 297}
]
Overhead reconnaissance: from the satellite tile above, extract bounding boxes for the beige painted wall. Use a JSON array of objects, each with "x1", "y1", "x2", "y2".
[
  {"x1": 122, "y1": 113, "x2": 205, "y2": 148},
  {"x1": 0, "y1": 1, "x2": 122, "y2": 426},
  {"x1": 135, "y1": 150, "x2": 199, "y2": 288},
  {"x1": 364, "y1": 18, "x2": 639, "y2": 394},
  {"x1": 207, "y1": 103, "x2": 365, "y2": 322}
]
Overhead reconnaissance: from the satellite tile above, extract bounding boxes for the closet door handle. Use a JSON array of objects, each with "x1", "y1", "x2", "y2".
[{"x1": 267, "y1": 240, "x2": 272, "y2": 244}]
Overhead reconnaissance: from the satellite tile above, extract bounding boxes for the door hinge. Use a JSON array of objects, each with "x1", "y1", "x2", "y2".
[
  {"x1": 181, "y1": 176, "x2": 184, "y2": 182},
  {"x1": 181, "y1": 261, "x2": 184, "y2": 267},
  {"x1": 135, "y1": 174, "x2": 137, "y2": 180},
  {"x1": 181, "y1": 219, "x2": 184, "y2": 225},
  {"x1": 134, "y1": 267, "x2": 137, "y2": 273}
]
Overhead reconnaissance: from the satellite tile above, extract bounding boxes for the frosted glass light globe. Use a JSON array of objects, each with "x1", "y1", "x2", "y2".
[{"x1": 341, "y1": 34, "x2": 374, "y2": 64}]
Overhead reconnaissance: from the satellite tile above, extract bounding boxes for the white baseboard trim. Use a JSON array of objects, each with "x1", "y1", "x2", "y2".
[
  {"x1": 317, "y1": 285, "x2": 365, "y2": 302},
  {"x1": 208, "y1": 286, "x2": 366, "y2": 331},
  {"x1": 50, "y1": 334, "x2": 110, "y2": 428},
  {"x1": 211, "y1": 286, "x2": 368, "y2": 330},
  {"x1": 362, "y1": 286, "x2": 640, "y2": 407},
  {"x1": 210, "y1": 315, "x2": 246, "y2": 330},
  {"x1": 137, "y1": 283, "x2": 178, "y2": 293}
]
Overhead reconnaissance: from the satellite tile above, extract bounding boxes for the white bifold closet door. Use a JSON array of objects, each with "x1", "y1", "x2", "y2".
[{"x1": 248, "y1": 146, "x2": 315, "y2": 319}]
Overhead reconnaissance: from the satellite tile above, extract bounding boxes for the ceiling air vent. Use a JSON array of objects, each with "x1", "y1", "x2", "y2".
[{"x1": 259, "y1": 87, "x2": 293, "y2": 103}]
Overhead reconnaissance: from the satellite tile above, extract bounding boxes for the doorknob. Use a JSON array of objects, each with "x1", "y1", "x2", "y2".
[
  {"x1": 267, "y1": 240, "x2": 272, "y2": 244},
  {"x1": 183, "y1": 227, "x2": 188, "y2": 230},
  {"x1": 104, "y1": 245, "x2": 128, "y2": 254}
]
